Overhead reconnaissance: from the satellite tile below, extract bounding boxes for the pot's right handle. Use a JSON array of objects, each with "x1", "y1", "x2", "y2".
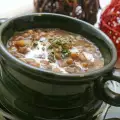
[{"x1": 95, "y1": 68, "x2": 120, "y2": 106}]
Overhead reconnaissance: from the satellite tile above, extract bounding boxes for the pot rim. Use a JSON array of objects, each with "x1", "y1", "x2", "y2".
[{"x1": 0, "y1": 13, "x2": 117, "y2": 80}]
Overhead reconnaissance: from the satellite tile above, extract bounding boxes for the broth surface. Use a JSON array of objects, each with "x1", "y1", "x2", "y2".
[{"x1": 7, "y1": 29, "x2": 104, "y2": 74}]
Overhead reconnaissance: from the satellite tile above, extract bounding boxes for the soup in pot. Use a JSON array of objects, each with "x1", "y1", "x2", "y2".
[{"x1": 7, "y1": 29, "x2": 104, "y2": 74}]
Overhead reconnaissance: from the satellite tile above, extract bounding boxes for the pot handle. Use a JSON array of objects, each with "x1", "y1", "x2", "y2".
[
  {"x1": 95, "y1": 68, "x2": 120, "y2": 106},
  {"x1": 0, "y1": 18, "x2": 7, "y2": 25},
  {"x1": 0, "y1": 18, "x2": 7, "y2": 57}
]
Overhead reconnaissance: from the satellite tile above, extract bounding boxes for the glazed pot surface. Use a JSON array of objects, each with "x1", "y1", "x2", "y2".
[{"x1": 0, "y1": 13, "x2": 119, "y2": 119}]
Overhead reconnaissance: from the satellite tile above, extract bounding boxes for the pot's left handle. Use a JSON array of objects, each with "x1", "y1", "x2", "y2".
[
  {"x1": 95, "y1": 68, "x2": 120, "y2": 106},
  {"x1": 0, "y1": 18, "x2": 7, "y2": 57},
  {"x1": 0, "y1": 18, "x2": 7, "y2": 25}
]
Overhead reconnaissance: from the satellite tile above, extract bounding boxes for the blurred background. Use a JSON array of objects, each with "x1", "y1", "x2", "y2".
[
  {"x1": 0, "y1": 0, "x2": 34, "y2": 18},
  {"x1": 0, "y1": 0, "x2": 110, "y2": 19}
]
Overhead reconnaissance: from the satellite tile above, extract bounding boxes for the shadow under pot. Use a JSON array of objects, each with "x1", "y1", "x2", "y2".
[{"x1": 0, "y1": 14, "x2": 120, "y2": 119}]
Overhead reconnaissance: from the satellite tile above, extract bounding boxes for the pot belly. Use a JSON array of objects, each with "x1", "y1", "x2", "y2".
[
  {"x1": 0, "y1": 64, "x2": 103, "y2": 119},
  {"x1": 0, "y1": 63, "x2": 100, "y2": 108},
  {"x1": 1, "y1": 64, "x2": 96, "y2": 98},
  {"x1": 0, "y1": 75, "x2": 103, "y2": 120}
]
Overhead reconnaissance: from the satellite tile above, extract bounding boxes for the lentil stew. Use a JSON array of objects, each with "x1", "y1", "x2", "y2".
[{"x1": 7, "y1": 29, "x2": 104, "y2": 74}]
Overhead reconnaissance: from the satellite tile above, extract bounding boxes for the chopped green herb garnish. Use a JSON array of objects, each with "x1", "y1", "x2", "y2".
[
  {"x1": 48, "y1": 45, "x2": 53, "y2": 49},
  {"x1": 33, "y1": 42, "x2": 38, "y2": 48},
  {"x1": 62, "y1": 49, "x2": 71, "y2": 58}
]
